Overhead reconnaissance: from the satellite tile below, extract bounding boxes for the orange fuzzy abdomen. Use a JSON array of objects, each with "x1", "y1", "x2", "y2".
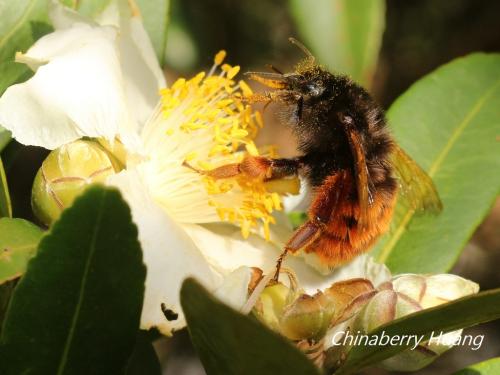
[{"x1": 306, "y1": 171, "x2": 397, "y2": 266}]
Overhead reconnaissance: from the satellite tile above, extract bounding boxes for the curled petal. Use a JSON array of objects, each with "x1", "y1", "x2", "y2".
[{"x1": 0, "y1": 23, "x2": 139, "y2": 150}]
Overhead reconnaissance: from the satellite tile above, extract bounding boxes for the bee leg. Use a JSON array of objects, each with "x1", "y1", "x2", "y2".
[
  {"x1": 273, "y1": 219, "x2": 324, "y2": 281},
  {"x1": 184, "y1": 156, "x2": 302, "y2": 180},
  {"x1": 183, "y1": 161, "x2": 241, "y2": 179}
]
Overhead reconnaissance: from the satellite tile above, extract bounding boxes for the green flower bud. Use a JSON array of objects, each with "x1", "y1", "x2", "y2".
[
  {"x1": 253, "y1": 277, "x2": 375, "y2": 343},
  {"x1": 253, "y1": 282, "x2": 295, "y2": 334},
  {"x1": 280, "y1": 293, "x2": 336, "y2": 342},
  {"x1": 32, "y1": 140, "x2": 119, "y2": 225},
  {"x1": 345, "y1": 274, "x2": 479, "y2": 372}
]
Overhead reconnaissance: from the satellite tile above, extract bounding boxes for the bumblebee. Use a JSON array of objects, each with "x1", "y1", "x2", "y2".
[{"x1": 189, "y1": 39, "x2": 442, "y2": 279}]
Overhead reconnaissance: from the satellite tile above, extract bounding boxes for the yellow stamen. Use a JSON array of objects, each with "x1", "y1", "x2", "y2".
[
  {"x1": 214, "y1": 50, "x2": 227, "y2": 66},
  {"x1": 154, "y1": 52, "x2": 297, "y2": 240}
]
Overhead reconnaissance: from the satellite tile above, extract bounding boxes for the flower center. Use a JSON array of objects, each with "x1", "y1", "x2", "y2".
[{"x1": 140, "y1": 51, "x2": 293, "y2": 240}]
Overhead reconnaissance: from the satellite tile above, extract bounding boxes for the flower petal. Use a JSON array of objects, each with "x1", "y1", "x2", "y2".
[
  {"x1": 48, "y1": 0, "x2": 94, "y2": 30},
  {"x1": 92, "y1": 0, "x2": 166, "y2": 126},
  {"x1": 0, "y1": 23, "x2": 140, "y2": 150},
  {"x1": 107, "y1": 170, "x2": 222, "y2": 335},
  {"x1": 213, "y1": 266, "x2": 253, "y2": 311},
  {"x1": 183, "y1": 223, "x2": 391, "y2": 295},
  {"x1": 282, "y1": 177, "x2": 311, "y2": 212}
]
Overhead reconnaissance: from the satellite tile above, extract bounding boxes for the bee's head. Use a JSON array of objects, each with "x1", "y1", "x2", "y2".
[{"x1": 245, "y1": 39, "x2": 336, "y2": 109}]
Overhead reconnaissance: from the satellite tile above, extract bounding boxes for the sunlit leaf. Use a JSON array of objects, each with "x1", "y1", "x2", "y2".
[
  {"x1": 454, "y1": 357, "x2": 500, "y2": 375},
  {"x1": 0, "y1": 0, "x2": 52, "y2": 95},
  {"x1": 372, "y1": 53, "x2": 500, "y2": 273},
  {"x1": 0, "y1": 218, "x2": 42, "y2": 284},
  {"x1": 335, "y1": 288, "x2": 500, "y2": 374},
  {"x1": 0, "y1": 159, "x2": 11, "y2": 218},
  {"x1": 136, "y1": 0, "x2": 170, "y2": 66}
]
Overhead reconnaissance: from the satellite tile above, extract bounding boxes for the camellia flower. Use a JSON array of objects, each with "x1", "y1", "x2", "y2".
[{"x1": 0, "y1": 0, "x2": 391, "y2": 335}]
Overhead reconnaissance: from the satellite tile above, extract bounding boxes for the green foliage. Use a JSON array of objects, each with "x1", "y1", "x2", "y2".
[
  {"x1": 63, "y1": 0, "x2": 171, "y2": 66},
  {"x1": 181, "y1": 278, "x2": 321, "y2": 375},
  {"x1": 335, "y1": 288, "x2": 500, "y2": 374},
  {"x1": 0, "y1": 186, "x2": 146, "y2": 375},
  {"x1": 454, "y1": 357, "x2": 500, "y2": 375},
  {"x1": 289, "y1": 0, "x2": 385, "y2": 87},
  {"x1": 287, "y1": 211, "x2": 308, "y2": 229},
  {"x1": 0, "y1": 0, "x2": 52, "y2": 96},
  {"x1": 0, "y1": 158, "x2": 11, "y2": 218},
  {"x1": 70, "y1": 0, "x2": 112, "y2": 17},
  {"x1": 125, "y1": 331, "x2": 162, "y2": 375},
  {"x1": 372, "y1": 53, "x2": 500, "y2": 273},
  {"x1": 0, "y1": 127, "x2": 9, "y2": 152},
  {"x1": 0, "y1": 218, "x2": 42, "y2": 284},
  {"x1": 0, "y1": 0, "x2": 53, "y2": 148},
  {"x1": 0, "y1": 280, "x2": 16, "y2": 336},
  {"x1": 136, "y1": 0, "x2": 170, "y2": 66}
]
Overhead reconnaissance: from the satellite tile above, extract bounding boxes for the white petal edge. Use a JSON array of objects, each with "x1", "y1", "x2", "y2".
[
  {"x1": 48, "y1": 0, "x2": 95, "y2": 30},
  {"x1": 50, "y1": 0, "x2": 166, "y2": 133},
  {"x1": 0, "y1": 23, "x2": 140, "y2": 150},
  {"x1": 95, "y1": 0, "x2": 167, "y2": 127},
  {"x1": 183, "y1": 223, "x2": 392, "y2": 295},
  {"x1": 213, "y1": 266, "x2": 253, "y2": 311},
  {"x1": 107, "y1": 169, "x2": 223, "y2": 335}
]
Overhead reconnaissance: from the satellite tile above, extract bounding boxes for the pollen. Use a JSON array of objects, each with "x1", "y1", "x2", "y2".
[{"x1": 155, "y1": 52, "x2": 288, "y2": 240}]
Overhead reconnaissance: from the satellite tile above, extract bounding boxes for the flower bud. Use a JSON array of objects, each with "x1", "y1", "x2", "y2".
[
  {"x1": 32, "y1": 140, "x2": 119, "y2": 225},
  {"x1": 392, "y1": 274, "x2": 479, "y2": 309},
  {"x1": 253, "y1": 276, "x2": 375, "y2": 343},
  {"x1": 346, "y1": 274, "x2": 479, "y2": 372},
  {"x1": 280, "y1": 293, "x2": 336, "y2": 342},
  {"x1": 253, "y1": 282, "x2": 295, "y2": 333}
]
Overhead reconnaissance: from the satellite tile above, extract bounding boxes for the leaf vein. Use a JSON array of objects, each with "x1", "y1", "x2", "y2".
[
  {"x1": 377, "y1": 77, "x2": 500, "y2": 264},
  {"x1": 0, "y1": 0, "x2": 37, "y2": 51},
  {"x1": 56, "y1": 190, "x2": 107, "y2": 375}
]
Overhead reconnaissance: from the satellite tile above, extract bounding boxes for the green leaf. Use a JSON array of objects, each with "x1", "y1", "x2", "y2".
[
  {"x1": 0, "y1": 158, "x2": 11, "y2": 217},
  {"x1": 335, "y1": 288, "x2": 500, "y2": 374},
  {"x1": 289, "y1": 0, "x2": 385, "y2": 87},
  {"x1": 73, "y1": 0, "x2": 112, "y2": 17},
  {"x1": 0, "y1": 280, "x2": 16, "y2": 336},
  {"x1": 125, "y1": 331, "x2": 161, "y2": 375},
  {"x1": 0, "y1": 0, "x2": 52, "y2": 95},
  {"x1": 0, "y1": 186, "x2": 146, "y2": 375},
  {"x1": 0, "y1": 218, "x2": 42, "y2": 284},
  {"x1": 181, "y1": 278, "x2": 321, "y2": 375},
  {"x1": 136, "y1": 0, "x2": 170, "y2": 66},
  {"x1": 287, "y1": 211, "x2": 308, "y2": 229},
  {"x1": 0, "y1": 126, "x2": 10, "y2": 152},
  {"x1": 454, "y1": 357, "x2": 500, "y2": 375},
  {"x1": 0, "y1": 0, "x2": 47, "y2": 149},
  {"x1": 372, "y1": 53, "x2": 500, "y2": 273}
]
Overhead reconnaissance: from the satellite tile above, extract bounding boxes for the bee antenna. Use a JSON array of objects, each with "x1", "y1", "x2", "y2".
[
  {"x1": 288, "y1": 37, "x2": 315, "y2": 62},
  {"x1": 266, "y1": 64, "x2": 284, "y2": 75}
]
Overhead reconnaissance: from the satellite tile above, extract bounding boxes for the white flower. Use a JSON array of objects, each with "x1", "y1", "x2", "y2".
[{"x1": 0, "y1": 0, "x2": 390, "y2": 335}]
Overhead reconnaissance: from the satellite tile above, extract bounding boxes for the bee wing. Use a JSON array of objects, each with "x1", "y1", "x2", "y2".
[
  {"x1": 391, "y1": 144, "x2": 443, "y2": 214},
  {"x1": 344, "y1": 124, "x2": 374, "y2": 228}
]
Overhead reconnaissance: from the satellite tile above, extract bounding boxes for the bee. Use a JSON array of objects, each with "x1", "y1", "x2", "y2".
[{"x1": 190, "y1": 38, "x2": 442, "y2": 280}]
